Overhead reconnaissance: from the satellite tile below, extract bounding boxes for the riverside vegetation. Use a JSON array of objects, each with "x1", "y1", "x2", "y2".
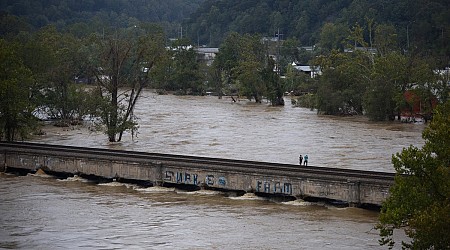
[{"x1": 0, "y1": 1, "x2": 449, "y2": 248}]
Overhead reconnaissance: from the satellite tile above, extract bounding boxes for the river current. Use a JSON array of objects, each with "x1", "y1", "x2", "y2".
[{"x1": 1, "y1": 90, "x2": 423, "y2": 249}]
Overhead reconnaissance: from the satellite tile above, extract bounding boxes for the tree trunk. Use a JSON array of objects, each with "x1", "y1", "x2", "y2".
[
  {"x1": 274, "y1": 96, "x2": 285, "y2": 106},
  {"x1": 254, "y1": 94, "x2": 262, "y2": 103}
]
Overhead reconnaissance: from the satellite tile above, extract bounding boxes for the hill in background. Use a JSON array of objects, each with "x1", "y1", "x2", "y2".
[
  {"x1": 0, "y1": 0, "x2": 205, "y2": 37},
  {"x1": 184, "y1": 0, "x2": 449, "y2": 64},
  {"x1": 1, "y1": 0, "x2": 448, "y2": 65}
]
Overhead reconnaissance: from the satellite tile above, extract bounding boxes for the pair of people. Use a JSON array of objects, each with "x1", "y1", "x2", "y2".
[{"x1": 299, "y1": 154, "x2": 308, "y2": 166}]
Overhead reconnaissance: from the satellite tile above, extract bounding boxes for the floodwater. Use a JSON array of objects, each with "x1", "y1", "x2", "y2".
[
  {"x1": 0, "y1": 173, "x2": 408, "y2": 249},
  {"x1": 1, "y1": 90, "x2": 423, "y2": 249},
  {"x1": 35, "y1": 90, "x2": 425, "y2": 172}
]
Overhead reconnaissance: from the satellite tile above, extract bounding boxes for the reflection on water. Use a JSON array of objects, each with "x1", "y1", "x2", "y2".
[
  {"x1": 0, "y1": 173, "x2": 407, "y2": 249},
  {"x1": 34, "y1": 90, "x2": 425, "y2": 172}
]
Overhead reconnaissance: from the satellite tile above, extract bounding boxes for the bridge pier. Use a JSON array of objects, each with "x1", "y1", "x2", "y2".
[{"x1": 1, "y1": 151, "x2": 5, "y2": 172}]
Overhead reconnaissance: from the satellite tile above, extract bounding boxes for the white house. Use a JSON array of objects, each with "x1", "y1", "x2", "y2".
[
  {"x1": 292, "y1": 63, "x2": 321, "y2": 78},
  {"x1": 195, "y1": 47, "x2": 219, "y2": 66}
]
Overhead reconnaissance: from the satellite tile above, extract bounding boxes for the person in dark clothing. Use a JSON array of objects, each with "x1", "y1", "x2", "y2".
[{"x1": 299, "y1": 154, "x2": 303, "y2": 165}]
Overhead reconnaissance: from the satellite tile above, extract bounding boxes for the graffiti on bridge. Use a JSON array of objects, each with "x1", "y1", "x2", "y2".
[
  {"x1": 165, "y1": 171, "x2": 199, "y2": 185},
  {"x1": 256, "y1": 180, "x2": 292, "y2": 195},
  {"x1": 164, "y1": 170, "x2": 227, "y2": 187}
]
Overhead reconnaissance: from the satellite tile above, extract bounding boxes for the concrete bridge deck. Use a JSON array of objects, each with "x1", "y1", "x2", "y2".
[{"x1": 0, "y1": 142, "x2": 394, "y2": 207}]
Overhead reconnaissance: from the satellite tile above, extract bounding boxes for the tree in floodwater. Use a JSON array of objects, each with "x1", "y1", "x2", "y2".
[
  {"x1": 152, "y1": 38, "x2": 203, "y2": 95},
  {"x1": 0, "y1": 39, "x2": 36, "y2": 141},
  {"x1": 264, "y1": 55, "x2": 284, "y2": 106},
  {"x1": 236, "y1": 34, "x2": 273, "y2": 104},
  {"x1": 314, "y1": 50, "x2": 369, "y2": 115},
  {"x1": 376, "y1": 101, "x2": 450, "y2": 249},
  {"x1": 213, "y1": 32, "x2": 283, "y2": 104},
  {"x1": 88, "y1": 25, "x2": 165, "y2": 142},
  {"x1": 212, "y1": 32, "x2": 241, "y2": 98},
  {"x1": 23, "y1": 26, "x2": 90, "y2": 125}
]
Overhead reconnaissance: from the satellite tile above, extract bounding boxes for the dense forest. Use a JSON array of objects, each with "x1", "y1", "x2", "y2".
[
  {"x1": 0, "y1": 0, "x2": 205, "y2": 37},
  {"x1": 2, "y1": 0, "x2": 449, "y2": 64},
  {"x1": 185, "y1": 0, "x2": 449, "y2": 65}
]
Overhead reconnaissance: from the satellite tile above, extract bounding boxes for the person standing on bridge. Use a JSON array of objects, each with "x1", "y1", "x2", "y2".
[
  {"x1": 299, "y1": 154, "x2": 303, "y2": 165},
  {"x1": 303, "y1": 154, "x2": 308, "y2": 166}
]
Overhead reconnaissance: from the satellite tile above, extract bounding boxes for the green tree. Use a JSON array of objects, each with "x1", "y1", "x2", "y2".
[
  {"x1": 284, "y1": 62, "x2": 315, "y2": 96},
  {"x1": 0, "y1": 12, "x2": 31, "y2": 39},
  {"x1": 214, "y1": 32, "x2": 283, "y2": 104},
  {"x1": 377, "y1": 101, "x2": 450, "y2": 249},
  {"x1": 314, "y1": 50, "x2": 369, "y2": 115},
  {"x1": 278, "y1": 38, "x2": 300, "y2": 73},
  {"x1": 88, "y1": 25, "x2": 165, "y2": 142},
  {"x1": 168, "y1": 38, "x2": 203, "y2": 95},
  {"x1": 213, "y1": 32, "x2": 242, "y2": 97},
  {"x1": 346, "y1": 22, "x2": 368, "y2": 50},
  {"x1": 235, "y1": 34, "x2": 268, "y2": 103},
  {"x1": 28, "y1": 26, "x2": 88, "y2": 125},
  {"x1": 364, "y1": 52, "x2": 407, "y2": 121},
  {"x1": 374, "y1": 24, "x2": 398, "y2": 56},
  {"x1": 0, "y1": 39, "x2": 36, "y2": 141},
  {"x1": 264, "y1": 55, "x2": 284, "y2": 106},
  {"x1": 319, "y1": 22, "x2": 348, "y2": 52}
]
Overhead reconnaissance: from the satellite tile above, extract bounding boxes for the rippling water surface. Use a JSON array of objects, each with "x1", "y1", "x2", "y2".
[
  {"x1": 0, "y1": 173, "x2": 408, "y2": 249},
  {"x1": 2, "y1": 91, "x2": 422, "y2": 249},
  {"x1": 35, "y1": 90, "x2": 425, "y2": 172}
]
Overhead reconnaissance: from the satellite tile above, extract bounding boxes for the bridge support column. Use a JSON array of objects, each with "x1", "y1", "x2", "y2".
[
  {"x1": 153, "y1": 180, "x2": 164, "y2": 187},
  {"x1": 0, "y1": 152, "x2": 5, "y2": 172},
  {"x1": 154, "y1": 162, "x2": 164, "y2": 187},
  {"x1": 347, "y1": 181, "x2": 361, "y2": 207}
]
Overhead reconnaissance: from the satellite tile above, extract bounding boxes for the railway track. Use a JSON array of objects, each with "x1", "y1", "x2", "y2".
[{"x1": 0, "y1": 141, "x2": 395, "y2": 182}]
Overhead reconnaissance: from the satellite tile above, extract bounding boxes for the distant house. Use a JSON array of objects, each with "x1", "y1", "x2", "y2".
[
  {"x1": 195, "y1": 47, "x2": 219, "y2": 66},
  {"x1": 300, "y1": 45, "x2": 315, "y2": 51},
  {"x1": 344, "y1": 46, "x2": 377, "y2": 54},
  {"x1": 434, "y1": 67, "x2": 450, "y2": 86},
  {"x1": 292, "y1": 63, "x2": 321, "y2": 78}
]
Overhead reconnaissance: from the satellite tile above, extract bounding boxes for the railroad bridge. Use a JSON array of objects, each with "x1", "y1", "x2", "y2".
[{"x1": 0, "y1": 142, "x2": 394, "y2": 207}]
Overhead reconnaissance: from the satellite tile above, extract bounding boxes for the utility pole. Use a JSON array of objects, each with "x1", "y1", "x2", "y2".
[
  {"x1": 275, "y1": 28, "x2": 283, "y2": 75},
  {"x1": 406, "y1": 21, "x2": 415, "y2": 50}
]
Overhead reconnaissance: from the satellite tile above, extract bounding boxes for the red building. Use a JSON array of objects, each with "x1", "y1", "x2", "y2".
[{"x1": 401, "y1": 90, "x2": 438, "y2": 122}]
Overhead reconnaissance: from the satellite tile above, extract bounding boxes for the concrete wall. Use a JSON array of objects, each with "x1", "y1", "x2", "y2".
[
  {"x1": 159, "y1": 165, "x2": 391, "y2": 205},
  {"x1": 1, "y1": 148, "x2": 392, "y2": 206}
]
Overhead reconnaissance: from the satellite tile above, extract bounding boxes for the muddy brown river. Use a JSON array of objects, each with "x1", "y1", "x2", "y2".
[
  {"x1": 1, "y1": 90, "x2": 422, "y2": 249},
  {"x1": 35, "y1": 91, "x2": 424, "y2": 172}
]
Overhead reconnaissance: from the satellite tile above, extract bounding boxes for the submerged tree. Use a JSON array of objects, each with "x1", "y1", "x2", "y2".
[
  {"x1": 153, "y1": 38, "x2": 203, "y2": 94},
  {"x1": 236, "y1": 34, "x2": 267, "y2": 103},
  {"x1": 377, "y1": 101, "x2": 450, "y2": 249},
  {"x1": 314, "y1": 50, "x2": 369, "y2": 115},
  {"x1": 212, "y1": 32, "x2": 241, "y2": 98},
  {"x1": 0, "y1": 39, "x2": 36, "y2": 141},
  {"x1": 88, "y1": 24, "x2": 165, "y2": 142},
  {"x1": 25, "y1": 26, "x2": 89, "y2": 125},
  {"x1": 213, "y1": 32, "x2": 283, "y2": 105}
]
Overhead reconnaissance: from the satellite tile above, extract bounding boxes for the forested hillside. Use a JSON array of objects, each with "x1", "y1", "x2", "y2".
[
  {"x1": 2, "y1": 0, "x2": 448, "y2": 62},
  {"x1": 0, "y1": 0, "x2": 448, "y2": 139},
  {"x1": 0, "y1": 0, "x2": 205, "y2": 37},
  {"x1": 185, "y1": 0, "x2": 449, "y2": 63}
]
